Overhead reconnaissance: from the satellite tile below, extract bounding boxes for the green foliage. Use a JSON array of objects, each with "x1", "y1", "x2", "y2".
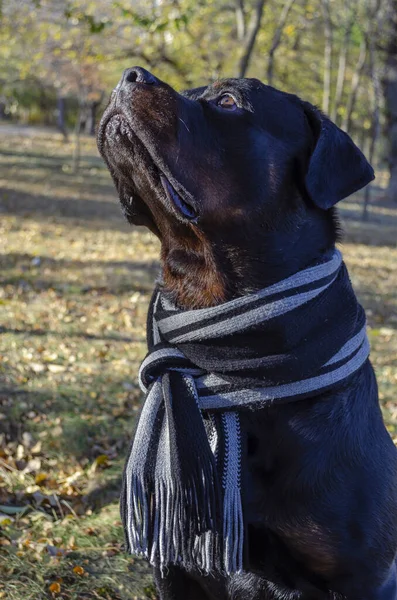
[
  {"x1": 0, "y1": 0, "x2": 391, "y2": 146},
  {"x1": 63, "y1": 8, "x2": 110, "y2": 35}
]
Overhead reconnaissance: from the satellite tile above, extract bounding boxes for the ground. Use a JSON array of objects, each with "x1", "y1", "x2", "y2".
[{"x1": 0, "y1": 126, "x2": 396, "y2": 600}]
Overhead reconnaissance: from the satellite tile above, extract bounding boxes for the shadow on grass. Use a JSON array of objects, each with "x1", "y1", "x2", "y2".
[
  {"x1": 1, "y1": 253, "x2": 159, "y2": 274},
  {"x1": 0, "y1": 158, "x2": 113, "y2": 193},
  {"x1": 1, "y1": 374, "x2": 142, "y2": 464},
  {"x1": 0, "y1": 379, "x2": 139, "y2": 520},
  {"x1": 0, "y1": 252, "x2": 160, "y2": 294},
  {"x1": 0, "y1": 326, "x2": 140, "y2": 343},
  {"x1": 0, "y1": 186, "x2": 128, "y2": 230},
  {"x1": 0, "y1": 147, "x2": 103, "y2": 165},
  {"x1": 340, "y1": 206, "x2": 397, "y2": 228},
  {"x1": 0, "y1": 150, "x2": 108, "y2": 170}
]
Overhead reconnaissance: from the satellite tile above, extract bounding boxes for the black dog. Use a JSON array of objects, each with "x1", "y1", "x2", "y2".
[{"x1": 98, "y1": 68, "x2": 397, "y2": 600}]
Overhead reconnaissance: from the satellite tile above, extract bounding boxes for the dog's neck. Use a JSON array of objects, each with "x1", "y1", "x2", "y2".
[{"x1": 160, "y1": 208, "x2": 339, "y2": 310}]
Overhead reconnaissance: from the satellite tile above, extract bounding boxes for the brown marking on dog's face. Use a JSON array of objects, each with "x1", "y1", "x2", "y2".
[
  {"x1": 97, "y1": 68, "x2": 346, "y2": 309},
  {"x1": 161, "y1": 227, "x2": 228, "y2": 308}
]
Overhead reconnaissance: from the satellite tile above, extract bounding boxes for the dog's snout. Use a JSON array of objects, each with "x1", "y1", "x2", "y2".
[{"x1": 121, "y1": 66, "x2": 158, "y2": 87}]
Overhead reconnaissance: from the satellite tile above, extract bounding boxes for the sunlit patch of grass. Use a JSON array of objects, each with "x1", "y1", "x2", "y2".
[
  {"x1": 0, "y1": 505, "x2": 155, "y2": 600},
  {"x1": 0, "y1": 128, "x2": 158, "y2": 599}
]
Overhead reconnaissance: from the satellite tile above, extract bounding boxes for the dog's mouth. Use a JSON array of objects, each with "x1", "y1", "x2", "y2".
[
  {"x1": 100, "y1": 112, "x2": 199, "y2": 224},
  {"x1": 159, "y1": 175, "x2": 198, "y2": 221}
]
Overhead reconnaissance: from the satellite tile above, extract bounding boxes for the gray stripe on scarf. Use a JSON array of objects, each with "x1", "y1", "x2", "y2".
[
  {"x1": 158, "y1": 250, "x2": 342, "y2": 335},
  {"x1": 197, "y1": 334, "x2": 369, "y2": 410},
  {"x1": 221, "y1": 412, "x2": 243, "y2": 573},
  {"x1": 125, "y1": 379, "x2": 163, "y2": 555},
  {"x1": 167, "y1": 282, "x2": 338, "y2": 343},
  {"x1": 139, "y1": 347, "x2": 204, "y2": 393}
]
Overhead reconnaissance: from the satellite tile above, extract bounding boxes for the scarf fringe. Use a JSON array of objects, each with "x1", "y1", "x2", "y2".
[
  {"x1": 221, "y1": 412, "x2": 244, "y2": 574},
  {"x1": 127, "y1": 466, "x2": 222, "y2": 573},
  {"x1": 223, "y1": 484, "x2": 244, "y2": 574},
  {"x1": 126, "y1": 449, "x2": 245, "y2": 574}
]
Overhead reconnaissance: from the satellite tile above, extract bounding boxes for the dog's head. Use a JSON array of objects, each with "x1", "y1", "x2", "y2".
[{"x1": 97, "y1": 67, "x2": 374, "y2": 308}]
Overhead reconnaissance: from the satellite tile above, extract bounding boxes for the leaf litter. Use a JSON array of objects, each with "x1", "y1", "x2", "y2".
[{"x1": 0, "y1": 126, "x2": 396, "y2": 599}]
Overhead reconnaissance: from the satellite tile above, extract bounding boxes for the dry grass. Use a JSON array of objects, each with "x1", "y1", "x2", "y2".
[{"x1": 0, "y1": 125, "x2": 396, "y2": 599}]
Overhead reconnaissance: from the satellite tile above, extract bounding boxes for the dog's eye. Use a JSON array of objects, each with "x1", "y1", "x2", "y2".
[{"x1": 217, "y1": 94, "x2": 237, "y2": 110}]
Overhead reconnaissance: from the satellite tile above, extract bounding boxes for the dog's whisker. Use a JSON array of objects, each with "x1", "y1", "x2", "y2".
[{"x1": 179, "y1": 118, "x2": 191, "y2": 133}]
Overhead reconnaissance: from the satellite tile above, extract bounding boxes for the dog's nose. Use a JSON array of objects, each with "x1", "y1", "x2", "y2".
[{"x1": 121, "y1": 67, "x2": 158, "y2": 87}]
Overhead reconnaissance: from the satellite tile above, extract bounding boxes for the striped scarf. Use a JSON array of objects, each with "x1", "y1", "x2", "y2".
[{"x1": 121, "y1": 249, "x2": 369, "y2": 575}]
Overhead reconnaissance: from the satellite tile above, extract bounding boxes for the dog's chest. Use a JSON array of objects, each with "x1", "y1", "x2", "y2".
[{"x1": 242, "y1": 406, "x2": 307, "y2": 521}]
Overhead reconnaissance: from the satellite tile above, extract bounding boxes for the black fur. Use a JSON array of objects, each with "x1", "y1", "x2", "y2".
[{"x1": 97, "y1": 67, "x2": 397, "y2": 599}]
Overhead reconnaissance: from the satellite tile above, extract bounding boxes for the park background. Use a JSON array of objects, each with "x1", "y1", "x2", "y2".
[{"x1": 0, "y1": 1, "x2": 396, "y2": 599}]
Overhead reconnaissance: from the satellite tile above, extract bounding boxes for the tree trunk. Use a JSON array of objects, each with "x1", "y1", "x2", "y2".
[
  {"x1": 57, "y1": 96, "x2": 68, "y2": 141},
  {"x1": 235, "y1": 0, "x2": 246, "y2": 40},
  {"x1": 363, "y1": 33, "x2": 382, "y2": 221},
  {"x1": 384, "y1": 0, "x2": 397, "y2": 203},
  {"x1": 85, "y1": 101, "x2": 99, "y2": 136},
  {"x1": 266, "y1": 0, "x2": 296, "y2": 86},
  {"x1": 332, "y1": 41, "x2": 348, "y2": 123},
  {"x1": 331, "y1": 4, "x2": 357, "y2": 123},
  {"x1": 321, "y1": 0, "x2": 333, "y2": 115},
  {"x1": 342, "y1": 37, "x2": 367, "y2": 133},
  {"x1": 72, "y1": 104, "x2": 83, "y2": 174},
  {"x1": 238, "y1": 0, "x2": 266, "y2": 78}
]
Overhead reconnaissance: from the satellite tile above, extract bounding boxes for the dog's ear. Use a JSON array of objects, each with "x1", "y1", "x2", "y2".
[{"x1": 302, "y1": 102, "x2": 374, "y2": 209}]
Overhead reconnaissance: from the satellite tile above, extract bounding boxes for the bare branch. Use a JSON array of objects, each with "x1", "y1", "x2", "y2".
[
  {"x1": 266, "y1": 0, "x2": 297, "y2": 85},
  {"x1": 331, "y1": 1, "x2": 358, "y2": 122},
  {"x1": 320, "y1": 0, "x2": 333, "y2": 115},
  {"x1": 363, "y1": 32, "x2": 382, "y2": 219},
  {"x1": 342, "y1": 37, "x2": 367, "y2": 133},
  {"x1": 384, "y1": 0, "x2": 397, "y2": 202},
  {"x1": 235, "y1": 0, "x2": 246, "y2": 40},
  {"x1": 238, "y1": 0, "x2": 266, "y2": 78},
  {"x1": 342, "y1": 0, "x2": 383, "y2": 134}
]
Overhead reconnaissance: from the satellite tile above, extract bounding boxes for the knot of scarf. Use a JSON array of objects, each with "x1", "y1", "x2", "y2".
[{"x1": 120, "y1": 249, "x2": 369, "y2": 575}]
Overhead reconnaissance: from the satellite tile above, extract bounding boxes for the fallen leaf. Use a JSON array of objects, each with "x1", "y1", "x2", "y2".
[
  {"x1": 49, "y1": 582, "x2": 61, "y2": 594},
  {"x1": 35, "y1": 472, "x2": 48, "y2": 485},
  {"x1": 95, "y1": 454, "x2": 109, "y2": 467},
  {"x1": 47, "y1": 364, "x2": 66, "y2": 373},
  {"x1": 31, "y1": 441, "x2": 42, "y2": 454},
  {"x1": 89, "y1": 454, "x2": 109, "y2": 474},
  {"x1": 25, "y1": 458, "x2": 41, "y2": 472},
  {"x1": 73, "y1": 565, "x2": 85, "y2": 575},
  {"x1": 46, "y1": 545, "x2": 66, "y2": 557},
  {"x1": 30, "y1": 362, "x2": 46, "y2": 373},
  {"x1": 22, "y1": 432, "x2": 34, "y2": 448}
]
